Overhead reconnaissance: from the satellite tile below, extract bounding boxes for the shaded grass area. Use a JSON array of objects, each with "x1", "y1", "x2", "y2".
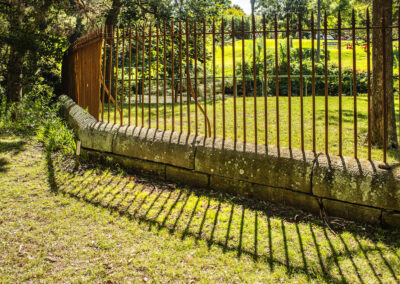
[
  {"x1": 104, "y1": 95, "x2": 399, "y2": 162},
  {"x1": 1, "y1": 136, "x2": 400, "y2": 282}
]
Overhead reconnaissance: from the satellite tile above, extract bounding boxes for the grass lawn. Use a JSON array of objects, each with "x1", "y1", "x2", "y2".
[
  {"x1": 104, "y1": 95, "x2": 400, "y2": 162},
  {"x1": 1, "y1": 135, "x2": 400, "y2": 282},
  {"x1": 0, "y1": 136, "x2": 400, "y2": 283},
  {"x1": 213, "y1": 39, "x2": 374, "y2": 76}
]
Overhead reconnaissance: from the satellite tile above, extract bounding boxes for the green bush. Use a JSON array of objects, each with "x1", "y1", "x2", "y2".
[{"x1": 0, "y1": 81, "x2": 75, "y2": 155}]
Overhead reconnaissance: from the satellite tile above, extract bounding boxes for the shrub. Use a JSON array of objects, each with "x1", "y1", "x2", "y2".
[{"x1": 0, "y1": 80, "x2": 75, "y2": 155}]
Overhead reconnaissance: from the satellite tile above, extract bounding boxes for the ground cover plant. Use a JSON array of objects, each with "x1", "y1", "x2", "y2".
[{"x1": 0, "y1": 135, "x2": 399, "y2": 282}]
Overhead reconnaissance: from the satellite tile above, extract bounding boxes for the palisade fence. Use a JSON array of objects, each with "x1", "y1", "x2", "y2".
[{"x1": 62, "y1": 10, "x2": 400, "y2": 163}]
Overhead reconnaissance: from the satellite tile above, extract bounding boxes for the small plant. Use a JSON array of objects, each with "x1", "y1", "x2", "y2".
[{"x1": 36, "y1": 104, "x2": 76, "y2": 155}]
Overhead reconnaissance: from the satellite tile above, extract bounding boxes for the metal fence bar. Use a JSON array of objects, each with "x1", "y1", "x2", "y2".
[
  {"x1": 287, "y1": 15, "x2": 292, "y2": 149},
  {"x1": 221, "y1": 18, "x2": 226, "y2": 140},
  {"x1": 186, "y1": 20, "x2": 191, "y2": 133},
  {"x1": 242, "y1": 16, "x2": 247, "y2": 143},
  {"x1": 163, "y1": 22, "x2": 167, "y2": 130},
  {"x1": 194, "y1": 21, "x2": 198, "y2": 136},
  {"x1": 203, "y1": 19, "x2": 207, "y2": 137},
  {"x1": 324, "y1": 12, "x2": 328, "y2": 154},
  {"x1": 252, "y1": 14, "x2": 257, "y2": 145},
  {"x1": 148, "y1": 25, "x2": 152, "y2": 129},
  {"x1": 232, "y1": 18, "x2": 237, "y2": 141},
  {"x1": 338, "y1": 12, "x2": 343, "y2": 156},
  {"x1": 382, "y1": 10, "x2": 387, "y2": 163},
  {"x1": 179, "y1": 21, "x2": 183, "y2": 133},
  {"x1": 156, "y1": 23, "x2": 160, "y2": 129},
  {"x1": 128, "y1": 27, "x2": 132, "y2": 126},
  {"x1": 352, "y1": 10, "x2": 358, "y2": 159},
  {"x1": 367, "y1": 9, "x2": 371, "y2": 160},
  {"x1": 121, "y1": 26, "x2": 125, "y2": 125},
  {"x1": 212, "y1": 19, "x2": 216, "y2": 137},
  {"x1": 263, "y1": 15, "x2": 268, "y2": 146},
  {"x1": 114, "y1": 27, "x2": 119, "y2": 125},
  {"x1": 171, "y1": 21, "x2": 175, "y2": 132},
  {"x1": 135, "y1": 26, "x2": 139, "y2": 127},
  {"x1": 274, "y1": 15, "x2": 280, "y2": 148},
  {"x1": 299, "y1": 14, "x2": 304, "y2": 152},
  {"x1": 141, "y1": 24, "x2": 145, "y2": 127},
  {"x1": 311, "y1": 13, "x2": 316, "y2": 153},
  {"x1": 101, "y1": 26, "x2": 107, "y2": 122}
]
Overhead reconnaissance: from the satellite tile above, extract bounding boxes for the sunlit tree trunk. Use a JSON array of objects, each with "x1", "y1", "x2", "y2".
[{"x1": 371, "y1": 0, "x2": 397, "y2": 149}]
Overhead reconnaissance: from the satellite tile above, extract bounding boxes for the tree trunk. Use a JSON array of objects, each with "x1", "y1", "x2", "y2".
[
  {"x1": 105, "y1": 0, "x2": 122, "y2": 27},
  {"x1": 371, "y1": 0, "x2": 397, "y2": 149},
  {"x1": 5, "y1": 1, "x2": 24, "y2": 108},
  {"x1": 5, "y1": 47, "x2": 24, "y2": 107}
]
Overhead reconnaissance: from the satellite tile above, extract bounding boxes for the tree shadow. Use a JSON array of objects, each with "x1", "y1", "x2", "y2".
[{"x1": 45, "y1": 154, "x2": 400, "y2": 283}]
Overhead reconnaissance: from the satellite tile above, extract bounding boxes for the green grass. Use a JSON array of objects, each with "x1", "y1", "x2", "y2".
[
  {"x1": 103, "y1": 95, "x2": 400, "y2": 162},
  {"x1": 1, "y1": 135, "x2": 400, "y2": 282},
  {"x1": 213, "y1": 39, "x2": 373, "y2": 76}
]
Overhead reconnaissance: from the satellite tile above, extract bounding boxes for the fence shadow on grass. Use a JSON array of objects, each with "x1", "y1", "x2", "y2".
[
  {"x1": 45, "y1": 152, "x2": 400, "y2": 283},
  {"x1": 0, "y1": 138, "x2": 26, "y2": 173}
]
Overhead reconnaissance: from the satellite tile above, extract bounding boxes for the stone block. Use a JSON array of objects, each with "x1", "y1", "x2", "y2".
[
  {"x1": 382, "y1": 211, "x2": 400, "y2": 228},
  {"x1": 322, "y1": 199, "x2": 381, "y2": 224},
  {"x1": 313, "y1": 154, "x2": 400, "y2": 211},
  {"x1": 166, "y1": 166, "x2": 209, "y2": 188},
  {"x1": 113, "y1": 126, "x2": 197, "y2": 169},
  {"x1": 82, "y1": 149, "x2": 166, "y2": 179},
  {"x1": 253, "y1": 184, "x2": 321, "y2": 214},
  {"x1": 209, "y1": 175, "x2": 252, "y2": 196},
  {"x1": 195, "y1": 137, "x2": 316, "y2": 193}
]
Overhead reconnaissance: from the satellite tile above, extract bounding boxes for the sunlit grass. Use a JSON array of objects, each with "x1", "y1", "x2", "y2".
[
  {"x1": 103, "y1": 94, "x2": 400, "y2": 162},
  {"x1": 2, "y1": 136, "x2": 400, "y2": 282}
]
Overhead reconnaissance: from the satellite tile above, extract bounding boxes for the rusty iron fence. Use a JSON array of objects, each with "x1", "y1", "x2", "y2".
[
  {"x1": 62, "y1": 10, "x2": 400, "y2": 162},
  {"x1": 62, "y1": 29, "x2": 103, "y2": 119}
]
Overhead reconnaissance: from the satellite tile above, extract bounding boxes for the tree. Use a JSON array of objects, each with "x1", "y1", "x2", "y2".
[
  {"x1": 371, "y1": 0, "x2": 397, "y2": 150},
  {"x1": 255, "y1": 0, "x2": 309, "y2": 29},
  {"x1": 0, "y1": 0, "x2": 99, "y2": 109}
]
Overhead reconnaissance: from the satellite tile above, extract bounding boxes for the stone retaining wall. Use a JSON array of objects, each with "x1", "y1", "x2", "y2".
[{"x1": 60, "y1": 95, "x2": 400, "y2": 227}]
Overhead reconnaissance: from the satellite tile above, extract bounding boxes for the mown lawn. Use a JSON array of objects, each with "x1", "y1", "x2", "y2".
[
  {"x1": 1, "y1": 135, "x2": 400, "y2": 282},
  {"x1": 213, "y1": 39, "x2": 373, "y2": 75},
  {"x1": 104, "y1": 95, "x2": 400, "y2": 162}
]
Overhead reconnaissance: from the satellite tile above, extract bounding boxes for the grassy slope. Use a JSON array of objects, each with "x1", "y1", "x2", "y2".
[
  {"x1": 1, "y1": 135, "x2": 400, "y2": 282},
  {"x1": 105, "y1": 96, "x2": 399, "y2": 162}
]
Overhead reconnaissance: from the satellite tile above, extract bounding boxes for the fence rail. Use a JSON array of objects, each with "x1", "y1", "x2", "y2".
[{"x1": 62, "y1": 9, "x2": 400, "y2": 163}]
